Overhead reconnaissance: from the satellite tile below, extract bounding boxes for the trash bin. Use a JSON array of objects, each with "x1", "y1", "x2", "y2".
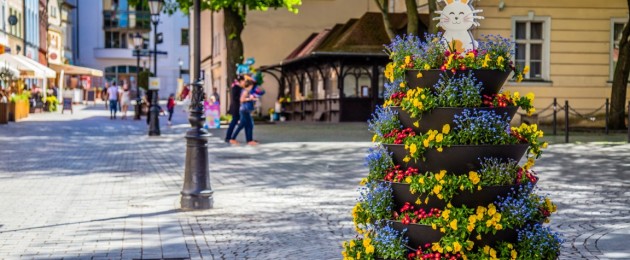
[{"x1": 0, "y1": 102, "x2": 8, "y2": 124}]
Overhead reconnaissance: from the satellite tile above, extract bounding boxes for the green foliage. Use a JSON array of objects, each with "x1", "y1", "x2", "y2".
[
  {"x1": 46, "y1": 96, "x2": 59, "y2": 112},
  {"x1": 161, "y1": 0, "x2": 301, "y2": 19},
  {"x1": 9, "y1": 92, "x2": 30, "y2": 103}
]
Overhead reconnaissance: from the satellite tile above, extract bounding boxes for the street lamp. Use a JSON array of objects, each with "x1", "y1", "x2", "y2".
[
  {"x1": 178, "y1": 58, "x2": 183, "y2": 78},
  {"x1": 148, "y1": 0, "x2": 163, "y2": 136},
  {"x1": 181, "y1": 0, "x2": 213, "y2": 210},
  {"x1": 132, "y1": 32, "x2": 143, "y2": 120}
]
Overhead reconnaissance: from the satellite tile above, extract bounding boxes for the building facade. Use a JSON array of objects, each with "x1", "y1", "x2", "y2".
[
  {"x1": 473, "y1": 0, "x2": 630, "y2": 117},
  {"x1": 24, "y1": 0, "x2": 38, "y2": 60},
  {"x1": 76, "y1": 0, "x2": 189, "y2": 98},
  {"x1": 47, "y1": 0, "x2": 61, "y2": 65},
  {"x1": 7, "y1": 0, "x2": 23, "y2": 55},
  {"x1": 192, "y1": 0, "x2": 411, "y2": 117}
]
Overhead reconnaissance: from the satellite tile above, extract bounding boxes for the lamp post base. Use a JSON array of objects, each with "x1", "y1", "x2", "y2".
[
  {"x1": 148, "y1": 91, "x2": 160, "y2": 136},
  {"x1": 180, "y1": 115, "x2": 213, "y2": 210}
]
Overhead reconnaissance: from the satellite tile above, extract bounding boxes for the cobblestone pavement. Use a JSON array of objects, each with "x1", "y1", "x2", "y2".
[{"x1": 0, "y1": 104, "x2": 628, "y2": 259}]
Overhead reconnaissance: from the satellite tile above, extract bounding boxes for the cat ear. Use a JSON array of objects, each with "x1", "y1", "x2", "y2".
[
  {"x1": 445, "y1": 0, "x2": 454, "y2": 4},
  {"x1": 460, "y1": 0, "x2": 469, "y2": 4}
]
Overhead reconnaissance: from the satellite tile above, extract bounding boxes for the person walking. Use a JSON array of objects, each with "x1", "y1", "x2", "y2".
[
  {"x1": 107, "y1": 81, "x2": 120, "y2": 119},
  {"x1": 102, "y1": 82, "x2": 110, "y2": 109},
  {"x1": 167, "y1": 93, "x2": 176, "y2": 125},
  {"x1": 120, "y1": 84, "x2": 131, "y2": 119},
  {"x1": 225, "y1": 76, "x2": 245, "y2": 143},
  {"x1": 228, "y1": 77, "x2": 258, "y2": 146}
]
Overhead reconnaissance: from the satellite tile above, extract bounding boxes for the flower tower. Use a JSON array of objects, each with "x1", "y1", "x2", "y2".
[{"x1": 342, "y1": 1, "x2": 562, "y2": 259}]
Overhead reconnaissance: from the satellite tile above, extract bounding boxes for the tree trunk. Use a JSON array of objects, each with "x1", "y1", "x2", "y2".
[
  {"x1": 406, "y1": 0, "x2": 419, "y2": 35},
  {"x1": 374, "y1": 0, "x2": 396, "y2": 40},
  {"x1": 610, "y1": 8, "x2": 630, "y2": 129},
  {"x1": 224, "y1": 7, "x2": 245, "y2": 89},
  {"x1": 428, "y1": 0, "x2": 438, "y2": 34}
]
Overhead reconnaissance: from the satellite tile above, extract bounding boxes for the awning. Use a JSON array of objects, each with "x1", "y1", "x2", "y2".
[
  {"x1": 0, "y1": 53, "x2": 38, "y2": 77},
  {"x1": 0, "y1": 63, "x2": 20, "y2": 77},
  {"x1": 15, "y1": 55, "x2": 56, "y2": 78},
  {"x1": 0, "y1": 53, "x2": 56, "y2": 78},
  {"x1": 49, "y1": 63, "x2": 104, "y2": 77}
]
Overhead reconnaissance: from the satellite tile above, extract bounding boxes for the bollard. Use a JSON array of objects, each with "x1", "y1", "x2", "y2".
[
  {"x1": 605, "y1": 98, "x2": 609, "y2": 135},
  {"x1": 553, "y1": 98, "x2": 557, "y2": 136},
  {"x1": 565, "y1": 100, "x2": 569, "y2": 143}
]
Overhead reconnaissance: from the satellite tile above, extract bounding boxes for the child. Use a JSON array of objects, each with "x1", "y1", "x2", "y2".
[{"x1": 167, "y1": 93, "x2": 176, "y2": 125}]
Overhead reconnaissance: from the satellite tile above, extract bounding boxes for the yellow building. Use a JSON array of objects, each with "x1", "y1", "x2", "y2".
[
  {"x1": 474, "y1": 0, "x2": 630, "y2": 119},
  {"x1": 193, "y1": 0, "x2": 630, "y2": 120}
]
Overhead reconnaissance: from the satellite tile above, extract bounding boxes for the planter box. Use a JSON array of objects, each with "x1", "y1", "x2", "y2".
[
  {"x1": 9, "y1": 100, "x2": 29, "y2": 121},
  {"x1": 389, "y1": 220, "x2": 443, "y2": 250},
  {"x1": 0, "y1": 102, "x2": 8, "y2": 124}
]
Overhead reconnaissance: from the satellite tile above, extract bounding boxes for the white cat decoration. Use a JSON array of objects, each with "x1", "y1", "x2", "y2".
[{"x1": 434, "y1": 0, "x2": 484, "y2": 53}]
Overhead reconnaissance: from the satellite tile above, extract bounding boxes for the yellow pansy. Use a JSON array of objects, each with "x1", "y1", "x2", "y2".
[
  {"x1": 399, "y1": 82, "x2": 406, "y2": 88},
  {"x1": 482, "y1": 54, "x2": 491, "y2": 68},
  {"x1": 442, "y1": 124, "x2": 450, "y2": 134},
  {"x1": 413, "y1": 121, "x2": 420, "y2": 128},
  {"x1": 403, "y1": 156, "x2": 411, "y2": 163},
  {"x1": 511, "y1": 250, "x2": 518, "y2": 259},
  {"x1": 424, "y1": 64, "x2": 431, "y2": 70},
  {"x1": 436, "y1": 133, "x2": 444, "y2": 143},
  {"x1": 417, "y1": 72, "x2": 423, "y2": 78},
  {"x1": 526, "y1": 92, "x2": 535, "y2": 102},
  {"x1": 513, "y1": 91, "x2": 520, "y2": 99},
  {"x1": 409, "y1": 143, "x2": 417, "y2": 154},
  {"x1": 453, "y1": 241, "x2": 462, "y2": 252},
  {"x1": 468, "y1": 171, "x2": 480, "y2": 185},
  {"x1": 523, "y1": 65, "x2": 530, "y2": 74},
  {"x1": 433, "y1": 185, "x2": 442, "y2": 195},
  {"x1": 365, "y1": 244, "x2": 374, "y2": 254},
  {"x1": 405, "y1": 176, "x2": 412, "y2": 184},
  {"x1": 442, "y1": 209, "x2": 450, "y2": 220},
  {"x1": 497, "y1": 56, "x2": 505, "y2": 66},
  {"x1": 404, "y1": 55, "x2": 411, "y2": 65},
  {"x1": 423, "y1": 139, "x2": 430, "y2": 148},
  {"x1": 449, "y1": 219, "x2": 458, "y2": 230},
  {"x1": 372, "y1": 134, "x2": 377, "y2": 143},
  {"x1": 488, "y1": 204, "x2": 497, "y2": 216},
  {"x1": 437, "y1": 147, "x2": 443, "y2": 152},
  {"x1": 495, "y1": 223, "x2": 503, "y2": 230}
]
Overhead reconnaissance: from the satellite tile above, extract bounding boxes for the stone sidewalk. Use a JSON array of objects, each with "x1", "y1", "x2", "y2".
[{"x1": 0, "y1": 104, "x2": 628, "y2": 259}]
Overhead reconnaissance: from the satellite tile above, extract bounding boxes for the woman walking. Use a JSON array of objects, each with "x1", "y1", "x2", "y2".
[
  {"x1": 229, "y1": 78, "x2": 258, "y2": 146},
  {"x1": 120, "y1": 83, "x2": 131, "y2": 119},
  {"x1": 225, "y1": 76, "x2": 246, "y2": 143}
]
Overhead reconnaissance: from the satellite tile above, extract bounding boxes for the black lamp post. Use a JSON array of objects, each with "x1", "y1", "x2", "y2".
[
  {"x1": 181, "y1": 0, "x2": 213, "y2": 210},
  {"x1": 132, "y1": 32, "x2": 143, "y2": 120},
  {"x1": 148, "y1": 0, "x2": 163, "y2": 136}
]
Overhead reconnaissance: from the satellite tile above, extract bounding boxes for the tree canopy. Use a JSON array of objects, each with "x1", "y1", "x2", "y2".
[{"x1": 163, "y1": 0, "x2": 300, "y2": 19}]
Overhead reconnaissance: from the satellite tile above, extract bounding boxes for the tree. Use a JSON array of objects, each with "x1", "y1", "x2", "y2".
[
  {"x1": 374, "y1": 0, "x2": 438, "y2": 39},
  {"x1": 609, "y1": 0, "x2": 630, "y2": 129},
  {"x1": 144, "y1": 0, "x2": 301, "y2": 87}
]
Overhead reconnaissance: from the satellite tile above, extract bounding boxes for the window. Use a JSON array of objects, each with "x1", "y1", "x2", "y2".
[
  {"x1": 610, "y1": 18, "x2": 626, "y2": 80},
  {"x1": 104, "y1": 31, "x2": 128, "y2": 48},
  {"x1": 181, "y1": 28, "x2": 189, "y2": 45},
  {"x1": 512, "y1": 15, "x2": 551, "y2": 81}
]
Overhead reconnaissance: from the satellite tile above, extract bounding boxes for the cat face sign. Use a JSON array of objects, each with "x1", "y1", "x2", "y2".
[
  {"x1": 440, "y1": 0, "x2": 476, "y2": 30},
  {"x1": 434, "y1": 0, "x2": 484, "y2": 52}
]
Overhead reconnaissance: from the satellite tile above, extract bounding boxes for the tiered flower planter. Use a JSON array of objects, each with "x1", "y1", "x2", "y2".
[{"x1": 405, "y1": 69, "x2": 512, "y2": 96}]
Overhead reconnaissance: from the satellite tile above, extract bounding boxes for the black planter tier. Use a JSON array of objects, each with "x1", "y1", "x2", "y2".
[
  {"x1": 392, "y1": 106, "x2": 517, "y2": 134},
  {"x1": 390, "y1": 220, "x2": 443, "y2": 250},
  {"x1": 388, "y1": 181, "x2": 533, "y2": 211},
  {"x1": 405, "y1": 69, "x2": 512, "y2": 96},
  {"x1": 384, "y1": 144, "x2": 529, "y2": 173},
  {"x1": 473, "y1": 228, "x2": 519, "y2": 248}
]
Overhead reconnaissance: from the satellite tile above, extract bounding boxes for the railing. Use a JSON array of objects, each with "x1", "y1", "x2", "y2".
[
  {"x1": 103, "y1": 10, "x2": 151, "y2": 30},
  {"x1": 518, "y1": 98, "x2": 630, "y2": 143}
]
